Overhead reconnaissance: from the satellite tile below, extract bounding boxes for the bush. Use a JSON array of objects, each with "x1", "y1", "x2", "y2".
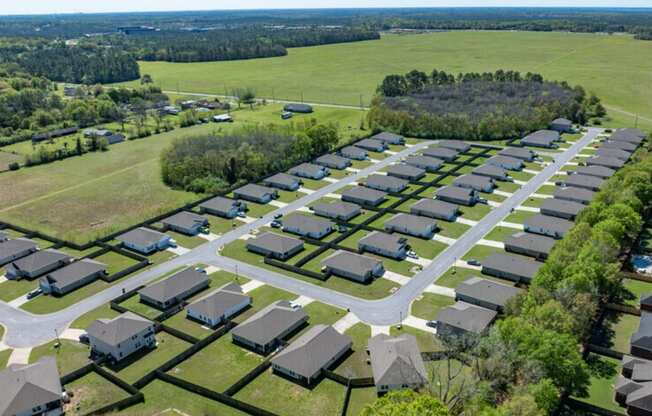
[{"x1": 8, "y1": 161, "x2": 19, "y2": 170}]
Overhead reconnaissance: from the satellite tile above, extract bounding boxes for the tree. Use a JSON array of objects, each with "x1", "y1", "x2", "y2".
[
  {"x1": 361, "y1": 390, "x2": 450, "y2": 416},
  {"x1": 141, "y1": 74, "x2": 153, "y2": 84},
  {"x1": 306, "y1": 124, "x2": 339, "y2": 154}
]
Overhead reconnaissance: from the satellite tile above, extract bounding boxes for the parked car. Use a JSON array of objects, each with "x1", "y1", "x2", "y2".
[
  {"x1": 274, "y1": 213, "x2": 283, "y2": 219},
  {"x1": 237, "y1": 211, "x2": 247, "y2": 218},
  {"x1": 169, "y1": 239, "x2": 178, "y2": 248},
  {"x1": 467, "y1": 259, "x2": 481, "y2": 266},
  {"x1": 270, "y1": 220, "x2": 282, "y2": 228},
  {"x1": 406, "y1": 250, "x2": 418, "y2": 259},
  {"x1": 426, "y1": 320, "x2": 437, "y2": 329},
  {"x1": 281, "y1": 111, "x2": 293, "y2": 120},
  {"x1": 27, "y1": 288, "x2": 42, "y2": 299}
]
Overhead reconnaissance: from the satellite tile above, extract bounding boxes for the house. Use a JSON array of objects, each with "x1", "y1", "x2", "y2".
[
  {"x1": 572, "y1": 165, "x2": 616, "y2": 179},
  {"x1": 631, "y1": 312, "x2": 652, "y2": 360},
  {"x1": 233, "y1": 184, "x2": 278, "y2": 204},
  {"x1": 455, "y1": 277, "x2": 524, "y2": 312},
  {"x1": 341, "y1": 186, "x2": 387, "y2": 207},
  {"x1": 263, "y1": 173, "x2": 302, "y2": 191},
  {"x1": 622, "y1": 355, "x2": 652, "y2": 379},
  {"x1": 364, "y1": 174, "x2": 408, "y2": 193},
  {"x1": 521, "y1": 130, "x2": 560, "y2": 148},
  {"x1": 367, "y1": 334, "x2": 428, "y2": 393},
  {"x1": 32, "y1": 127, "x2": 79, "y2": 143},
  {"x1": 271, "y1": 325, "x2": 352, "y2": 385},
  {"x1": 472, "y1": 164, "x2": 510, "y2": 181},
  {"x1": 0, "y1": 356, "x2": 63, "y2": 416},
  {"x1": 199, "y1": 196, "x2": 245, "y2": 219},
  {"x1": 550, "y1": 118, "x2": 573, "y2": 133},
  {"x1": 385, "y1": 164, "x2": 426, "y2": 181},
  {"x1": 612, "y1": 128, "x2": 646, "y2": 144},
  {"x1": 504, "y1": 231, "x2": 556, "y2": 260},
  {"x1": 601, "y1": 140, "x2": 638, "y2": 152},
  {"x1": 321, "y1": 250, "x2": 384, "y2": 283},
  {"x1": 435, "y1": 301, "x2": 497, "y2": 337},
  {"x1": 404, "y1": 155, "x2": 443, "y2": 172},
  {"x1": 340, "y1": 146, "x2": 368, "y2": 160},
  {"x1": 540, "y1": 198, "x2": 585, "y2": 220},
  {"x1": 315, "y1": 154, "x2": 351, "y2": 170},
  {"x1": 161, "y1": 211, "x2": 209, "y2": 236},
  {"x1": 359, "y1": 231, "x2": 409, "y2": 260},
  {"x1": 371, "y1": 132, "x2": 405, "y2": 145},
  {"x1": 558, "y1": 174, "x2": 604, "y2": 191},
  {"x1": 232, "y1": 300, "x2": 308, "y2": 354},
  {"x1": 163, "y1": 106, "x2": 181, "y2": 115},
  {"x1": 284, "y1": 103, "x2": 313, "y2": 113},
  {"x1": 453, "y1": 174, "x2": 495, "y2": 193},
  {"x1": 87, "y1": 312, "x2": 156, "y2": 362},
  {"x1": 481, "y1": 253, "x2": 543, "y2": 284},
  {"x1": 423, "y1": 146, "x2": 458, "y2": 161},
  {"x1": 39, "y1": 259, "x2": 107, "y2": 296},
  {"x1": 117, "y1": 227, "x2": 172, "y2": 255},
  {"x1": 187, "y1": 283, "x2": 251, "y2": 327},
  {"x1": 139, "y1": 268, "x2": 209, "y2": 310},
  {"x1": 618, "y1": 380, "x2": 652, "y2": 415},
  {"x1": 641, "y1": 294, "x2": 652, "y2": 313},
  {"x1": 384, "y1": 213, "x2": 438, "y2": 239},
  {"x1": 524, "y1": 214, "x2": 574, "y2": 239},
  {"x1": 246, "y1": 232, "x2": 304, "y2": 260},
  {"x1": 486, "y1": 155, "x2": 524, "y2": 171},
  {"x1": 311, "y1": 201, "x2": 361, "y2": 221},
  {"x1": 282, "y1": 214, "x2": 335, "y2": 239},
  {"x1": 595, "y1": 147, "x2": 631, "y2": 161},
  {"x1": 439, "y1": 140, "x2": 471, "y2": 153},
  {"x1": 288, "y1": 163, "x2": 329, "y2": 180},
  {"x1": 5, "y1": 249, "x2": 72, "y2": 280},
  {"x1": 63, "y1": 84, "x2": 79, "y2": 97},
  {"x1": 498, "y1": 147, "x2": 536, "y2": 162},
  {"x1": 553, "y1": 187, "x2": 596, "y2": 205},
  {"x1": 213, "y1": 114, "x2": 233, "y2": 123},
  {"x1": 410, "y1": 199, "x2": 459, "y2": 221},
  {"x1": 0, "y1": 238, "x2": 38, "y2": 265},
  {"x1": 436, "y1": 186, "x2": 479, "y2": 206},
  {"x1": 106, "y1": 133, "x2": 125, "y2": 145},
  {"x1": 355, "y1": 139, "x2": 387, "y2": 153}
]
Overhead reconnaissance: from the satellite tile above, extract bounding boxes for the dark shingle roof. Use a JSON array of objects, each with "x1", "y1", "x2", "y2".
[
  {"x1": 371, "y1": 132, "x2": 404, "y2": 144},
  {"x1": 525, "y1": 214, "x2": 574, "y2": 237},
  {"x1": 315, "y1": 154, "x2": 350, "y2": 169},
  {"x1": 436, "y1": 186, "x2": 476, "y2": 202},
  {"x1": 232, "y1": 300, "x2": 307, "y2": 346},
  {"x1": 405, "y1": 155, "x2": 443, "y2": 170},
  {"x1": 385, "y1": 163, "x2": 426, "y2": 180},
  {"x1": 356, "y1": 138, "x2": 386, "y2": 151},
  {"x1": 340, "y1": 146, "x2": 367, "y2": 159},
  {"x1": 0, "y1": 238, "x2": 38, "y2": 261},
  {"x1": 498, "y1": 147, "x2": 535, "y2": 161},
  {"x1": 368, "y1": 334, "x2": 428, "y2": 387},
  {"x1": 385, "y1": 213, "x2": 437, "y2": 234},
  {"x1": 0, "y1": 357, "x2": 62, "y2": 416},
  {"x1": 436, "y1": 301, "x2": 497, "y2": 334},
  {"x1": 341, "y1": 186, "x2": 387, "y2": 205},
  {"x1": 423, "y1": 146, "x2": 458, "y2": 160},
  {"x1": 42, "y1": 259, "x2": 106, "y2": 288},
  {"x1": 117, "y1": 227, "x2": 168, "y2": 247},
  {"x1": 560, "y1": 174, "x2": 605, "y2": 190},
  {"x1": 321, "y1": 250, "x2": 382, "y2": 277},
  {"x1": 487, "y1": 155, "x2": 524, "y2": 169},
  {"x1": 439, "y1": 140, "x2": 470, "y2": 152},
  {"x1": 453, "y1": 174, "x2": 494, "y2": 190},
  {"x1": 234, "y1": 184, "x2": 277, "y2": 200},
  {"x1": 282, "y1": 213, "x2": 334, "y2": 236},
  {"x1": 410, "y1": 199, "x2": 459, "y2": 219},
  {"x1": 87, "y1": 312, "x2": 153, "y2": 346},
  {"x1": 364, "y1": 174, "x2": 408, "y2": 192},
  {"x1": 601, "y1": 140, "x2": 637, "y2": 152},
  {"x1": 263, "y1": 173, "x2": 301, "y2": 188},
  {"x1": 505, "y1": 231, "x2": 556, "y2": 256},
  {"x1": 8, "y1": 249, "x2": 71, "y2": 274},
  {"x1": 540, "y1": 198, "x2": 586, "y2": 218},
  {"x1": 199, "y1": 196, "x2": 240, "y2": 213},
  {"x1": 573, "y1": 165, "x2": 616, "y2": 178},
  {"x1": 521, "y1": 130, "x2": 560, "y2": 147},
  {"x1": 359, "y1": 231, "x2": 408, "y2": 253},
  {"x1": 311, "y1": 201, "x2": 360, "y2": 220},
  {"x1": 482, "y1": 253, "x2": 543, "y2": 280},
  {"x1": 553, "y1": 187, "x2": 596, "y2": 204},
  {"x1": 472, "y1": 164, "x2": 509, "y2": 179},
  {"x1": 595, "y1": 147, "x2": 632, "y2": 161},
  {"x1": 162, "y1": 211, "x2": 208, "y2": 230},
  {"x1": 247, "y1": 232, "x2": 304, "y2": 255},
  {"x1": 187, "y1": 283, "x2": 250, "y2": 321},
  {"x1": 288, "y1": 163, "x2": 327, "y2": 178},
  {"x1": 456, "y1": 277, "x2": 523, "y2": 308},
  {"x1": 138, "y1": 268, "x2": 209, "y2": 304}
]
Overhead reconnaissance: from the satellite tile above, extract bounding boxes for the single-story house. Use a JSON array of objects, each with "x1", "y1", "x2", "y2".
[
  {"x1": 540, "y1": 198, "x2": 586, "y2": 220},
  {"x1": 611, "y1": 128, "x2": 646, "y2": 144},
  {"x1": 358, "y1": 231, "x2": 409, "y2": 260},
  {"x1": 385, "y1": 164, "x2": 426, "y2": 181},
  {"x1": 486, "y1": 155, "x2": 524, "y2": 171},
  {"x1": 423, "y1": 146, "x2": 458, "y2": 161},
  {"x1": 311, "y1": 201, "x2": 361, "y2": 221},
  {"x1": 371, "y1": 132, "x2": 405, "y2": 145},
  {"x1": 498, "y1": 147, "x2": 536, "y2": 162},
  {"x1": 368, "y1": 333, "x2": 428, "y2": 393},
  {"x1": 617, "y1": 378, "x2": 652, "y2": 415},
  {"x1": 315, "y1": 154, "x2": 351, "y2": 170},
  {"x1": 6, "y1": 249, "x2": 72, "y2": 280},
  {"x1": 595, "y1": 147, "x2": 632, "y2": 161},
  {"x1": 263, "y1": 173, "x2": 302, "y2": 191},
  {"x1": 572, "y1": 165, "x2": 616, "y2": 179},
  {"x1": 364, "y1": 174, "x2": 409, "y2": 193},
  {"x1": 410, "y1": 199, "x2": 459, "y2": 221},
  {"x1": 504, "y1": 231, "x2": 556, "y2": 260},
  {"x1": 284, "y1": 103, "x2": 313, "y2": 113},
  {"x1": 436, "y1": 186, "x2": 479, "y2": 206},
  {"x1": 435, "y1": 301, "x2": 497, "y2": 337},
  {"x1": 558, "y1": 174, "x2": 604, "y2": 192},
  {"x1": 472, "y1": 164, "x2": 510, "y2": 181},
  {"x1": 622, "y1": 355, "x2": 652, "y2": 379},
  {"x1": 550, "y1": 118, "x2": 573, "y2": 133},
  {"x1": 601, "y1": 140, "x2": 638, "y2": 152},
  {"x1": 161, "y1": 211, "x2": 209, "y2": 236},
  {"x1": 355, "y1": 138, "x2": 387, "y2": 153},
  {"x1": 404, "y1": 155, "x2": 443, "y2": 172},
  {"x1": 199, "y1": 196, "x2": 245, "y2": 219},
  {"x1": 341, "y1": 186, "x2": 387, "y2": 207},
  {"x1": 282, "y1": 213, "x2": 335, "y2": 239},
  {"x1": 453, "y1": 174, "x2": 495, "y2": 193},
  {"x1": 321, "y1": 250, "x2": 384, "y2": 283},
  {"x1": 271, "y1": 325, "x2": 352, "y2": 385},
  {"x1": 39, "y1": 259, "x2": 107, "y2": 296},
  {"x1": 117, "y1": 227, "x2": 172, "y2": 255},
  {"x1": 106, "y1": 133, "x2": 125, "y2": 145},
  {"x1": 233, "y1": 184, "x2": 279, "y2": 204},
  {"x1": 246, "y1": 232, "x2": 304, "y2": 260},
  {"x1": 553, "y1": 187, "x2": 596, "y2": 205},
  {"x1": 481, "y1": 253, "x2": 543, "y2": 284},
  {"x1": 139, "y1": 268, "x2": 210, "y2": 310},
  {"x1": 0, "y1": 356, "x2": 63, "y2": 416},
  {"x1": 232, "y1": 300, "x2": 308, "y2": 354},
  {"x1": 631, "y1": 312, "x2": 652, "y2": 360},
  {"x1": 288, "y1": 163, "x2": 329, "y2": 180},
  {"x1": 524, "y1": 214, "x2": 574, "y2": 239},
  {"x1": 187, "y1": 282, "x2": 251, "y2": 327},
  {"x1": 384, "y1": 213, "x2": 438, "y2": 239},
  {"x1": 439, "y1": 140, "x2": 471, "y2": 153},
  {"x1": 87, "y1": 312, "x2": 156, "y2": 363},
  {"x1": 521, "y1": 130, "x2": 560, "y2": 148},
  {"x1": 340, "y1": 146, "x2": 368, "y2": 160},
  {"x1": 0, "y1": 237, "x2": 38, "y2": 265},
  {"x1": 455, "y1": 276, "x2": 524, "y2": 312}
]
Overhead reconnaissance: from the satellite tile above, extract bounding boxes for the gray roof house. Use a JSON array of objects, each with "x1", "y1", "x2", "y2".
[
  {"x1": 498, "y1": 147, "x2": 536, "y2": 162},
  {"x1": 187, "y1": 283, "x2": 251, "y2": 328},
  {"x1": 0, "y1": 237, "x2": 38, "y2": 265},
  {"x1": 631, "y1": 312, "x2": 652, "y2": 360},
  {"x1": 553, "y1": 187, "x2": 596, "y2": 205},
  {"x1": 364, "y1": 174, "x2": 409, "y2": 193},
  {"x1": 540, "y1": 198, "x2": 586, "y2": 220},
  {"x1": 263, "y1": 173, "x2": 302, "y2": 191},
  {"x1": 0, "y1": 357, "x2": 63, "y2": 416},
  {"x1": 601, "y1": 140, "x2": 638, "y2": 152},
  {"x1": 87, "y1": 312, "x2": 156, "y2": 363},
  {"x1": 439, "y1": 140, "x2": 471, "y2": 153},
  {"x1": 504, "y1": 231, "x2": 556, "y2": 260},
  {"x1": 288, "y1": 163, "x2": 330, "y2": 180},
  {"x1": 410, "y1": 199, "x2": 459, "y2": 221},
  {"x1": 595, "y1": 147, "x2": 632, "y2": 161},
  {"x1": 341, "y1": 186, "x2": 387, "y2": 207},
  {"x1": 340, "y1": 145, "x2": 368, "y2": 160},
  {"x1": 521, "y1": 130, "x2": 560, "y2": 148},
  {"x1": 435, "y1": 301, "x2": 497, "y2": 337},
  {"x1": 486, "y1": 155, "x2": 524, "y2": 171},
  {"x1": 271, "y1": 325, "x2": 352, "y2": 385},
  {"x1": 282, "y1": 213, "x2": 335, "y2": 239},
  {"x1": 162, "y1": 211, "x2": 209, "y2": 236},
  {"x1": 404, "y1": 155, "x2": 443, "y2": 172},
  {"x1": 472, "y1": 164, "x2": 510, "y2": 181},
  {"x1": 321, "y1": 250, "x2": 384, "y2": 283},
  {"x1": 572, "y1": 165, "x2": 616, "y2": 179},
  {"x1": 359, "y1": 231, "x2": 409, "y2": 260},
  {"x1": 356, "y1": 138, "x2": 387, "y2": 153},
  {"x1": 423, "y1": 146, "x2": 458, "y2": 161},
  {"x1": 453, "y1": 174, "x2": 495, "y2": 193},
  {"x1": 368, "y1": 334, "x2": 428, "y2": 393},
  {"x1": 5, "y1": 249, "x2": 72, "y2": 280},
  {"x1": 612, "y1": 128, "x2": 646, "y2": 144},
  {"x1": 385, "y1": 163, "x2": 426, "y2": 181},
  {"x1": 558, "y1": 174, "x2": 604, "y2": 191},
  {"x1": 117, "y1": 227, "x2": 172, "y2": 255},
  {"x1": 384, "y1": 213, "x2": 438, "y2": 239},
  {"x1": 234, "y1": 184, "x2": 278, "y2": 204},
  {"x1": 436, "y1": 186, "x2": 479, "y2": 206},
  {"x1": 232, "y1": 300, "x2": 308, "y2": 354},
  {"x1": 199, "y1": 196, "x2": 245, "y2": 219},
  {"x1": 39, "y1": 259, "x2": 107, "y2": 296},
  {"x1": 371, "y1": 132, "x2": 405, "y2": 145},
  {"x1": 284, "y1": 103, "x2": 313, "y2": 113},
  {"x1": 481, "y1": 253, "x2": 543, "y2": 284},
  {"x1": 246, "y1": 232, "x2": 304, "y2": 260},
  {"x1": 524, "y1": 214, "x2": 574, "y2": 239},
  {"x1": 139, "y1": 268, "x2": 209, "y2": 310},
  {"x1": 311, "y1": 201, "x2": 361, "y2": 221},
  {"x1": 455, "y1": 277, "x2": 524, "y2": 312},
  {"x1": 315, "y1": 154, "x2": 351, "y2": 170},
  {"x1": 550, "y1": 118, "x2": 573, "y2": 133}
]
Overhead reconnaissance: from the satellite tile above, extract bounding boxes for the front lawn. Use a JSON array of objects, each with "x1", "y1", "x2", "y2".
[
  {"x1": 435, "y1": 266, "x2": 479, "y2": 288},
  {"x1": 390, "y1": 326, "x2": 444, "y2": 352},
  {"x1": 462, "y1": 245, "x2": 505, "y2": 262},
  {"x1": 460, "y1": 204, "x2": 492, "y2": 221},
  {"x1": 30, "y1": 340, "x2": 90, "y2": 375},
  {"x1": 411, "y1": 293, "x2": 455, "y2": 321},
  {"x1": 483, "y1": 226, "x2": 517, "y2": 242},
  {"x1": 573, "y1": 354, "x2": 623, "y2": 413}
]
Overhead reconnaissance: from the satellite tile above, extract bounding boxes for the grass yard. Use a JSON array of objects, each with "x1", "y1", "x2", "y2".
[
  {"x1": 437, "y1": 220, "x2": 471, "y2": 239},
  {"x1": 64, "y1": 371, "x2": 130, "y2": 416},
  {"x1": 435, "y1": 266, "x2": 480, "y2": 288},
  {"x1": 573, "y1": 353, "x2": 623, "y2": 413},
  {"x1": 0, "y1": 151, "x2": 21, "y2": 171},
  {"x1": 462, "y1": 245, "x2": 505, "y2": 262},
  {"x1": 0, "y1": 279, "x2": 37, "y2": 302},
  {"x1": 483, "y1": 226, "x2": 518, "y2": 242},
  {"x1": 536, "y1": 184, "x2": 557, "y2": 195},
  {"x1": 405, "y1": 237, "x2": 448, "y2": 259},
  {"x1": 30, "y1": 339, "x2": 91, "y2": 376},
  {"x1": 623, "y1": 278, "x2": 652, "y2": 307},
  {"x1": 460, "y1": 204, "x2": 493, "y2": 221},
  {"x1": 390, "y1": 325, "x2": 444, "y2": 353},
  {"x1": 303, "y1": 301, "x2": 346, "y2": 326},
  {"x1": 71, "y1": 303, "x2": 121, "y2": 330},
  {"x1": 411, "y1": 293, "x2": 456, "y2": 321},
  {"x1": 591, "y1": 311, "x2": 640, "y2": 354},
  {"x1": 232, "y1": 284, "x2": 297, "y2": 324},
  {"x1": 504, "y1": 210, "x2": 536, "y2": 224},
  {"x1": 346, "y1": 387, "x2": 379, "y2": 416},
  {"x1": 335, "y1": 323, "x2": 373, "y2": 379},
  {"x1": 521, "y1": 196, "x2": 546, "y2": 208},
  {"x1": 119, "y1": 294, "x2": 163, "y2": 320},
  {"x1": 0, "y1": 349, "x2": 11, "y2": 368}
]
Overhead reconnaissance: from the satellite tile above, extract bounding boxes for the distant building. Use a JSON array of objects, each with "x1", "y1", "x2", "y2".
[
  {"x1": 341, "y1": 186, "x2": 387, "y2": 207},
  {"x1": 524, "y1": 214, "x2": 574, "y2": 239},
  {"x1": 39, "y1": 259, "x2": 107, "y2": 296},
  {"x1": 481, "y1": 253, "x2": 543, "y2": 284},
  {"x1": 558, "y1": 174, "x2": 604, "y2": 191},
  {"x1": 572, "y1": 165, "x2": 616, "y2": 179},
  {"x1": 187, "y1": 283, "x2": 251, "y2": 327},
  {"x1": 486, "y1": 155, "x2": 524, "y2": 171},
  {"x1": 161, "y1": 211, "x2": 209, "y2": 236},
  {"x1": 410, "y1": 199, "x2": 458, "y2": 221},
  {"x1": 284, "y1": 103, "x2": 313, "y2": 113},
  {"x1": 504, "y1": 231, "x2": 556, "y2": 260},
  {"x1": 384, "y1": 213, "x2": 438, "y2": 239},
  {"x1": 553, "y1": 187, "x2": 596, "y2": 205},
  {"x1": 439, "y1": 140, "x2": 470, "y2": 153},
  {"x1": 356, "y1": 139, "x2": 387, "y2": 153},
  {"x1": 550, "y1": 118, "x2": 573, "y2": 133},
  {"x1": 521, "y1": 130, "x2": 560, "y2": 148},
  {"x1": 311, "y1": 201, "x2": 361, "y2": 221},
  {"x1": 404, "y1": 155, "x2": 443, "y2": 172},
  {"x1": 0, "y1": 357, "x2": 63, "y2": 416},
  {"x1": 453, "y1": 174, "x2": 495, "y2": 193},
  {"x1": 595, "y1": 147, "x2": 631, "y2": 161},
  {"x1": 601, "y1": 140, "x2": 638, "y2": 152},
  {"x1": 423, "y1": 146, "x2": 458, "y2": 161},
  {"x1": 435, "y1": 301, "x2": 497, "y2": 337},
  {"x1": 117, "y1": 227, "x2": 172, "y2": 255},
  {"x1": 288, "y1": 163, "x2": 329, "y2": 180},
  {"x1": 263, "y1": 173, "x2": 302, "y2": 191},
  {"x1": 472, "y1": 164, "x2": 510, "y2": 181},
  {"x1": 364, "y1": 174, "x2": 409, "y2": 193},
  {"x1": 455, "y1": 277, "x2": 523, "y2": 312},
  {"x1": 359, "y1": 231, "x2": 409, "y2": 260},
  {"x1": 631, "y1": 312, "x2": 652, "y2": 360},
  {"x1": 234, "y1": 184, "x2": 278, "y2": 204},
  {"x1": 587, "y1": 155, "x2": 626, "y2": 170},
  {"x1": 87, "y1": 312, "x2": 156, "y2": 363},
  {"x1": 611, "y1": 128, "x2": 646, "y2": 144},
  {"x1": 5, "y1": 249, "x2": 72, "y2": 280},
  {"x1": 0, "y1": 238, "x2": 38, "y2": 265},
  {"x1": 315, "y1": 154, "x2": 351, "y2": 170},
  {"x1": 282, "y1": 214, "x2": 335, "y2": 239},
  {"x1": 321, "y1": 250, "x2": 384, "y2": 283},
  {"x1": 340, "y1": 146, "x2": 368, "y2": 160},
  {"x1": 246, "y1": 232, "x2": 304, "y2": 260},
  {"x1": 368, "y1": 334, "x2": 428, "y2": 393},
  {"x1": 385, "y1": 164, "x2": 426, "y2": 181},
  {"x1": 139, "y1": 268, "x2": 209, "y2": 310},
  {"x1": 199, "y1": 197, "x2": 245, "y2": 219},
  {"x1": 436, "y1": 186, "x2": 479, "y2": 206},
  {"x1": 371, "y1": 132, "x2": 405, "y2": 145}
]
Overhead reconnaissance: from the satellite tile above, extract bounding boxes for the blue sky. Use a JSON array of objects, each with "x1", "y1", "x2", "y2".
[{"x1": 5, "y1": 1, "x2": 652, "y2": 15}]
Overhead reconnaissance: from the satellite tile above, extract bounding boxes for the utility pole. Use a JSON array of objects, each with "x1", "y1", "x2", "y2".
[{"x1": 360, "y1": 94, "x2": 363, "y2": 110}]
